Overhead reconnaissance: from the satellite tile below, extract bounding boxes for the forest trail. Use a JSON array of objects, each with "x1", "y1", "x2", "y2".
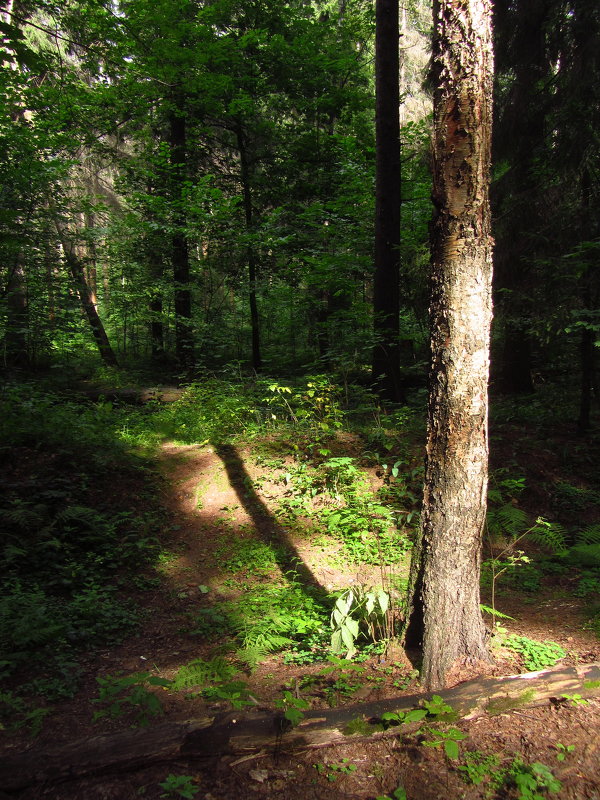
[{"x1": 3, "y1": 436, "x2": 600, "y2": 800}]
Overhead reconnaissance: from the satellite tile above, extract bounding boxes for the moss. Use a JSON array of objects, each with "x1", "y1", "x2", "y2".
[
  {"x1": 485, "y1": 688, "x2": 537, "y2": 716},
  {"x1": 583, "y1": 679, "x2": 600, "y2": 690},
  {"x1": 342, "y1": 716, "x2": 383, "y2": 736}
]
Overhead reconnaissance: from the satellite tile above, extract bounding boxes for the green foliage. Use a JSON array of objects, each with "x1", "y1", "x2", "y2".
[
  {"x1": 0, "y1": 580, "x2": 138, "y2": 696},
  {"x1": 196, "y1": 583, "x2": 328, "y2": 670},
  {"x1": 560, "y1": 693, "x2": 588, "y2": 706},
  {"x1": 502, "y1": 635, "x2": 566, "y2": 671},
  {"x1": 93, "y1": 672, "x2": 172, "y2": 727},
  {"x1": 0, "y1": 691, "x2": 50, "y2": 736},
  {"x1": 376, "y1": 787, "x2": 407, "y2": 800},
  {"x1": 158, "y1": 774, "x2": 199, "y2": 799},
  {"x1": 457, "y1": 751, "x2": 501, "y2": 787},
  {"x1": 170, "y1": 657, "x2": 237, "y2": 692},
  {"x1": 507, "y1": 760, "x2": 562, "y2": 800},
  {"x1": 200, "y1": 680, "x2": 254, "y2": 709},
  {"x1": 421, "y1": 726, "x2": 467, "y2": 760},
  {"x1": 313, "y1": 758, "x2": 357, "y2": 782},
  {"x1": 330, "y1": 586, "x2": 391, "y2": 658},
  {"x1": 274, "y1": 689, "x2": 310, "y2": 726},
  {"x1": 554, "y1": 743, "x2": 575, "y2": 762},
  {"x1": 217, "y1": 538, "x2": 282, "y2": 576}
]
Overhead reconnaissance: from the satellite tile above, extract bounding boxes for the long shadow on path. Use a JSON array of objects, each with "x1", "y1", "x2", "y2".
[{"x1": 214, "y1": 443, "x2": 329, "y2": 603}]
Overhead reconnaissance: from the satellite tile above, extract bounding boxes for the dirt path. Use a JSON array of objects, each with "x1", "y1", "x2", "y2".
[{"x1": 5, "y1": 440, "x2": 600, "y2": 800}]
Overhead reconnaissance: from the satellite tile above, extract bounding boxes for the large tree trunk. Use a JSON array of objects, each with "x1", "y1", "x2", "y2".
[
  {"x1": 405, "y1": 0, "x2": 494, "y2": 690},
  {"x1": 372, "y1": 0, "x2": 403, "y2": 403}
]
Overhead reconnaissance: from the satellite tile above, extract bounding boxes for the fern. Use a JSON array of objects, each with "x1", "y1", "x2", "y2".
[
  {"x1": 237, "y1": 633, "x2": 294, "y2": 669},
  {"x1": 567, "y1": 544, "x2": 600, "y2": 569},
  {"x1": 528, "y1": 519, "x2": 568, "y2": 554},
  {"x1": 171, "y1": 657, "x2": 236, "y2": 691},
  {"x1": 487, "y1": 503, "x2": 528, "y2": 538},
  {"x1": 576, "y1": 525, "x2": 600, "y2": 545}
]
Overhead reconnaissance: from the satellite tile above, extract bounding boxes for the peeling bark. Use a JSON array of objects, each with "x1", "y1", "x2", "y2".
[{"x1": 406, "y1": 0, "x2": 495, "y2": 690}]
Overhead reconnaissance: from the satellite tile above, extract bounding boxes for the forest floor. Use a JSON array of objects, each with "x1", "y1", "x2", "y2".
[{"x1": 2, "y1": 383, "x2": 600, "y2": 800}]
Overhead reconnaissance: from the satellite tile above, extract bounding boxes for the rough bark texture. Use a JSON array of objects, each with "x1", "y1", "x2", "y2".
[
  {"x1": 372, "y1": 0, "x2": 403, "y2": 403},
  {"x1": 2, "y1": 663, "x2": 598, "y2": 792},
  {"x1": 406, "y1": 0, "x2": 494, "y2": 690}
]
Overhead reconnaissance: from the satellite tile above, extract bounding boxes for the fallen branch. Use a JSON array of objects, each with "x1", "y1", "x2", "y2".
[{"x1": 2, "y1": 662, "x2": 599, "y2": 792}]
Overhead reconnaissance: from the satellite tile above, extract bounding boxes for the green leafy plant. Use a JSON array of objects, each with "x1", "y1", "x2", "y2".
[
  {"x1": 507, "y1": 759, "x2": 562, "y2": 800},
  {"x1": 421, "y1": 726, "x2": 467, "y2": 760},
  {"x1": 158, "y1": 774, "x2": 199, "y2": 799},
  {"x1": 330, "y1": 585, "x2": 391, "y2": 658},
  {"x1": 275, "y1": 690, "x2": 310, "y2": 726},
  {"x1": 457, "y1": 750, "x2": 501, "y2": 787},
  {"x1": 560, "y1": 693, "x2": 588, "y2": 706},
  {"x1": 502, "y1": 635, "x2": 566, "y2": 671},
  {"x1": 313, "y1": 758, "x2": 357, "y2": 782},
  {"x1": 554, "y1": 742, "x2": 575, "y2": 761},
  {"x1": 171, "y1": 657, "x2": 237, "y2": 692},
  {"x1": 376, "y1": 787, "x2": 407, "y2": 800},
  {"x1": 93, "y1": 672, "x2": 172, "y2": 726}
]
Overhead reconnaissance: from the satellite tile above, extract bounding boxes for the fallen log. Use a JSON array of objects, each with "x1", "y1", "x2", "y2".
[{"x1": 2, "y1": 662, "x2": 599, "y2": 792}]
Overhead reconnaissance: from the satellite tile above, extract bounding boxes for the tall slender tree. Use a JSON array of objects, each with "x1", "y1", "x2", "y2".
[
  {"x1": 405, "y1": 0, "x2": 494, "y2": 690},
  {"x1": 372, "y1": 0, "x2": 403, "y2": 402}
]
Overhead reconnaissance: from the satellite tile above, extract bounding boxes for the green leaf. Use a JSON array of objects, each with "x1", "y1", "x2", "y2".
[{"x1": 444, "y1": 739, "x2": 460, "y2": 760}]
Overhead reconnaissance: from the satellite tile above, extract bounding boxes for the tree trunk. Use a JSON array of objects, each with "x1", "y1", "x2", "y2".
[
  {"x1": 169, "y1": 101, "x2": 194, "y2": 368},
  {"x1": 491, "y1": 0, "x2": 550, "y2": 395},
  {"x1": 237, "y1": 126, "x2": 262, "y2": 372},
  {"x1": 372, "y1": 0, "x2": 403, "y2": 403},
  {"x1": 4, "y1": 255, "x2": 29, "y2": 368},
  {"x1": 55, "y1": 220, "x2": 118, "y2": 368},
  {"x1": 405, "y1": 0, "x2": 494, "y2": 690}
]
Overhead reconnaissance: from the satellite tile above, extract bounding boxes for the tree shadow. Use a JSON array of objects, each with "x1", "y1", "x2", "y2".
[{"x1": 213, "y1": 443, "x2": 329, "y2": 604}]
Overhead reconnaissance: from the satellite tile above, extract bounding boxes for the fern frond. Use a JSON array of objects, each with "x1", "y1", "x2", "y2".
[
  {"x1": 480, "y1": 604, "x2": 514, "y2": 620},
  {"x1": 567, "y1": 543, "x2": 600, "y2": 569},
  {"x1": 487, "y1": 503, "x2": 528, "y2": 538},
  {"x1": 238, "y1": 633, "x2": 293, "y2": 669},
  {"x1": 528, "y1": 520, "x2": 568, "y2": 553},
  {"x1": 171, "y1": 657, "x2": 236, "y2": 691},
  {"x1": 576, "y1": 525, "x2": 600, "y2": 545}
]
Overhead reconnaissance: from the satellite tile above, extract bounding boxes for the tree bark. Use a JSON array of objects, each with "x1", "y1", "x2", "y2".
[
  {"x1": 2, "y1": 663, "x2": 599, "y2": 792},
  {"x1": 405, "y1": 0, "x2": 495, "y2": 690},
  {"x1": 372, "y1": 0, "x2": 403, "y2": 403}
]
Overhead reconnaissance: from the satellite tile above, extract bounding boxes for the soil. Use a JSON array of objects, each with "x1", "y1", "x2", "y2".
[{"x1": 2, "y1": 429, "x2": 600, "y2": 800}]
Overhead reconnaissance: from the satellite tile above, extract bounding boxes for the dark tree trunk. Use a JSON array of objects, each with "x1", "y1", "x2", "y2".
[
  {"x1": 55, "y1": 222, "x2": 118, "y2": 368},
  {"x1": 491, "y1": 0, "x2": 550, "y2": 394},
  {"x1": 169, "y1": 102, "x2": 194, "y2": 368},
  {"x1": 372, "y1": 0, "x2": 403, "y2": 403},
  {"x1": 405, "y1": 0, "x2": 494, "y2": 690},
  {"x1": 4, "y1": 256, "x2": 29, "y2": 368},
  {"x1": 237, "y1": 127, "x2": 262, "y2": 373}
]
